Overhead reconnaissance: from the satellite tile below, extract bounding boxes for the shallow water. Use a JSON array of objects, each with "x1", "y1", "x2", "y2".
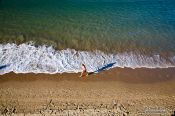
[
  {"x1": 0, "y1": 0, "x2": 175, "y2": 54},
  {"x1": 0, "y1": 43, "x2": 174, "y2": 75},
  {"x1": 0, "y1": 0, "x2": 175, "y2": 74}
]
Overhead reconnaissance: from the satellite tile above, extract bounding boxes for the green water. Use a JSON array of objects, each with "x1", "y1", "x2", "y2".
[{"x1": 0, "y1": 0, "x2": 175, "y2": 54}]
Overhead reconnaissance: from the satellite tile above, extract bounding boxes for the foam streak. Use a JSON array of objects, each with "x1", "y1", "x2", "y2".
[{"x1": 0, "y1": 43, "x2": 175, "y2": 75}]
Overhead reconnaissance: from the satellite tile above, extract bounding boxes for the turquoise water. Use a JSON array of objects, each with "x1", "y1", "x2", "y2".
[
  {"x1": 0, "y1": 0, "x2": 175, "y2": 54},
  {"x1": 0, "y1": 0, "x2": 175, "y2": 74}
]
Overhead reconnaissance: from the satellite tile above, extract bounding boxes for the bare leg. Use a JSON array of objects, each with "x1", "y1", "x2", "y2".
[
  {"x1": 79, "y1": 72, "x2": 83, "y2": 77},
  {"x1": 79, "y1": 71, "x2": 87, "y2": 77}
]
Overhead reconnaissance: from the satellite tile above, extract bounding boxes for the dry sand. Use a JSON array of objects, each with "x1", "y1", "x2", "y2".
[{"x1": 0, "y1": 67, "x2": 175, "y2": 116}]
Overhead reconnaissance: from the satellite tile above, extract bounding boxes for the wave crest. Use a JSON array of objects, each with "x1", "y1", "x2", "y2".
[{"x1": 0, "y1": 42, "x2": 175, "y2": 75}]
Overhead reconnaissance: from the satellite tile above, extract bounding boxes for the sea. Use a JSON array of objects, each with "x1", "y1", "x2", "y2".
[{"x1": 0, "y1": 0, "x2": 175, "y2": 74}]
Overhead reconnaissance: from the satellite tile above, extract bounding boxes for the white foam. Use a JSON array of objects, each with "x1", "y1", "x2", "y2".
[{"x1": 0, "y1": 42, "x2": 175, "y2": 75}]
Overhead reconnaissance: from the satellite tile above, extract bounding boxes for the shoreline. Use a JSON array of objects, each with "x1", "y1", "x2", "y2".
[
  {"x1": 0, "y1": 67, "x2": 175, "y2": 115},
  {"x1": 1, "y1": 43, "x2": 175, "y2": 76},
  {"x1": 1, "y1": 67, "x2": 175, "y2": 83}
]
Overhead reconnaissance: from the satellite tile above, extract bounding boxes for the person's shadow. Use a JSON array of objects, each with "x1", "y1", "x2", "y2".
[
  {"x1": 88, "y1": 62, "x2": 116, "y2": 75},
  {"x1": 171, "y1": 111, "x2": 175, "y2": 116}
]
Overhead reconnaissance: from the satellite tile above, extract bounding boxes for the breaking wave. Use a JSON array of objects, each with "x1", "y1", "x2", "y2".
[{"x1": 0, "y1": 42, "x2": 175, "y2": 75}]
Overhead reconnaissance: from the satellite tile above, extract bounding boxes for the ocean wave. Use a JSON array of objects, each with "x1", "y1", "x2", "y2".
[{"x1": 0, "y1": 42, "x2": 175, "y2": 75}]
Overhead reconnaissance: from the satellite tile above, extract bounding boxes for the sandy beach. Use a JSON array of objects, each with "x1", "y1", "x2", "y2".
[
  {"x1": 0, "y1": 67, "x2": 175, "y2": 116},
  {"x1": 1, "y1": 0, "x2": 175, "y2": 115}
]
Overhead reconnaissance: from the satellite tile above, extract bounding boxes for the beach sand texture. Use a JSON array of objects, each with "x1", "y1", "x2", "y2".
[{"x1": 0, "y1": 68, "x2": 175, "y2": 116}]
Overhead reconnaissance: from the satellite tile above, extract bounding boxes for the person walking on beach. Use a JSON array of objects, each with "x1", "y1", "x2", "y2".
[{"x1": 79, "y1": 64, "x2": 88, "y2": 77}]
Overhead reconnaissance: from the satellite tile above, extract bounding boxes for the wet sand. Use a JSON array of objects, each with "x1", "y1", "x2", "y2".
[{"x1": 0, "y1": 67, "x2": 175, "y2": 116}]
